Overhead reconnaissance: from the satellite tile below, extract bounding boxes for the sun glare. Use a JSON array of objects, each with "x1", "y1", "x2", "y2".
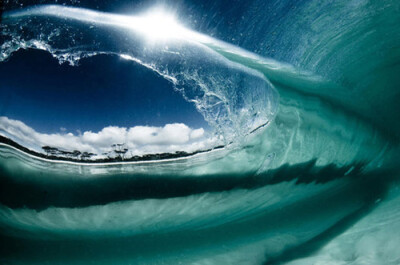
[{"x1": 132, "y1": 10, "x2": 187, "y2": 41}]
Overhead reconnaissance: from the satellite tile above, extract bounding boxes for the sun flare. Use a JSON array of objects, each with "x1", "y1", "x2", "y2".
[{"x1": 132, "y1": 10, "x2": 187, "y2": 41}]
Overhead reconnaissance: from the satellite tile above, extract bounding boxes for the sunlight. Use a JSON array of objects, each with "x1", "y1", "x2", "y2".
[
  {"x1": 131, "y1": 9, "x2": 188, "y2": 41},
  {"x1": 4, "y1": 4, "x2": 211, "y2": 43}
]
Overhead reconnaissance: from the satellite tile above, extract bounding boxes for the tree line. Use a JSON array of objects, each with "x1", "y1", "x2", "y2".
[
  {"x1": 42, "y1": 146, "x2": 95, "y2": 160},
  {"x1": 42, "y1": 143, "x2": 130, "y2": 161},
  {"x1": 0, "y1": 135, "x2": 224, "y2": 163}
]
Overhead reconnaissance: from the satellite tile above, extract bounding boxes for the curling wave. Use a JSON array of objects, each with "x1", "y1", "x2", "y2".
[{"x1": 1, "y1": 1, "x2": 400, "y2": 264}]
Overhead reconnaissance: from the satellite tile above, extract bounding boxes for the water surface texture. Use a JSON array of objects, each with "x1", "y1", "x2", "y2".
[{"x1": 0, "y1": 0, "x2": 400, "y2": 264}]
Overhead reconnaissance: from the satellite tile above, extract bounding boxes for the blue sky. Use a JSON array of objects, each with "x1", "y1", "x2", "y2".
[{"x1": 0, "y1": 48, "x2": 208, "y2": 134}]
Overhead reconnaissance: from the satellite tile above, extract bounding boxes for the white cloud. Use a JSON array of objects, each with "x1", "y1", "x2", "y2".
[
  {"x1": 0, "y1": 116, "x2": 216, "y2": 158},
  {"x1": 127, "y1": 123, "x2": 191, "y2": 145},
  {"x1": 190, "y1": 128, "x2": 204, "y2": 139},
  {"x1": 82, "y1": 126, "x2": 128, "y2": 148}
]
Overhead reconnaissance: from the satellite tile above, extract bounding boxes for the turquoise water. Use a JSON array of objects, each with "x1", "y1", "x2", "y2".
[{"x1": 0, "y1": 1, "x2": 400, "y2": 264}]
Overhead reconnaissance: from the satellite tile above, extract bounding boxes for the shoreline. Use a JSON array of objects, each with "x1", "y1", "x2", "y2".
[{"x1": 0, "y1": 134, "x2": 225, "y2": 165}]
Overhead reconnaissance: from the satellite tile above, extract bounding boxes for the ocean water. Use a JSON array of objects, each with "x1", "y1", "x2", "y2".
[{"x1": 0, "y1": 0, "x2": 400, "y2": 264}]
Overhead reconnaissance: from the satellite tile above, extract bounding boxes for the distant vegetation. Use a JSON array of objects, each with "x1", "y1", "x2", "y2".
[
  {"x1": 0, "y1": 135, "x2": 224, "y2": 163},
  {"x1": 42, "y1": 146, "x2": 95, "y2": 160}
]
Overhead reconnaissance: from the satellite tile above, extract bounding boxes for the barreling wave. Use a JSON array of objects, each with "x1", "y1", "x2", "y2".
[{"x1": 1, "y1": 1, "x2": 400, "y2": 264}]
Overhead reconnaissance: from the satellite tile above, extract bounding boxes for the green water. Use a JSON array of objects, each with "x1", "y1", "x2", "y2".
[{"x1": 1, "y1": 1, "x2": 400, "y2": 264}]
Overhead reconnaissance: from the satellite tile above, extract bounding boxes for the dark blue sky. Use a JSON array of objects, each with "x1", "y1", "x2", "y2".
[{"x1": 0, "y1": 49, "x2": 208, "y2": 133}]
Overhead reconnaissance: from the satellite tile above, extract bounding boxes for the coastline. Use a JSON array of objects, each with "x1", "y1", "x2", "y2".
[{"x1": 0, "y1": 134, "x2": 225, "y2": 165}]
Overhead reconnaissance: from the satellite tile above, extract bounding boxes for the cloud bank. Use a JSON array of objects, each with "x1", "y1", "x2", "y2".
[{"x1": 0, "y1": 116, "x2": 216, "y2": 158}]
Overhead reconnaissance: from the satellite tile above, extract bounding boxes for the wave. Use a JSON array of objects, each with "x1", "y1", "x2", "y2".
[
  {"x1": 0, "y1": 5, "x2": 393, "y2": 164},
  {"x1": 1, "y1": 1, "x2": 400, "y2": 264}
]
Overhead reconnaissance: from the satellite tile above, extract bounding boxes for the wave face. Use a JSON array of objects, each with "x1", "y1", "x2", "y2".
[{"x1": 0, "y1": 0, "x2": 400, "y2": 264}]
